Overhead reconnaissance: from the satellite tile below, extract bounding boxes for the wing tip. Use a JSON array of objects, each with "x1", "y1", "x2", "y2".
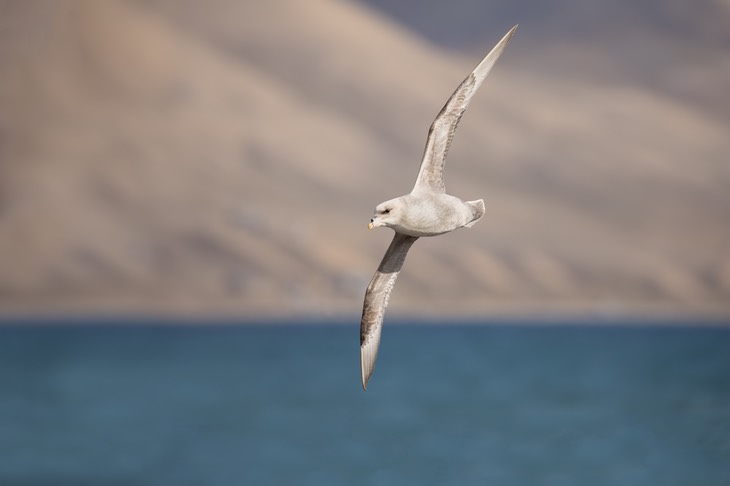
[
  {"x1": 471, "y1": 24, "x2": 518, "y2": 81},
  {"x1": 500, "y1": 24, "x2": 519, "y2": 47},
  {"x1": 360, "y1": 346, "x2": 372, "y2": 391}
]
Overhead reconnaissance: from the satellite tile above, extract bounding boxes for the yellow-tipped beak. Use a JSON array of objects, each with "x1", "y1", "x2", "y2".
[{"x1": 368, "y1": 222, "x2": 374, "y2": 230}]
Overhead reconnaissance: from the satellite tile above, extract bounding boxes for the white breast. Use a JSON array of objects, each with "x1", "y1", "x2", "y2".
[{"x1": 396, "y1": 194, "x2": 472, "y2": 237}]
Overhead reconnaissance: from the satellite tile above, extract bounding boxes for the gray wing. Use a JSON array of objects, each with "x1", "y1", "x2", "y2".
[
  {"x1": 360, "y1": 233, "x2": 418, "y2": 390},
  {"x1": 412, "y1": 25, "x2": 517, "y2": 194}
]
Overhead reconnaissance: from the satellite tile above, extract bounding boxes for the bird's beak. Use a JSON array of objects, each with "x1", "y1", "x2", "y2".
[{"x1": 368, "y1": 222, "x2": 374, "y2": 230}]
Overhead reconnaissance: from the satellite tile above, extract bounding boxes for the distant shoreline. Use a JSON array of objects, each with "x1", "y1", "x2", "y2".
[{"x1": 1, "y1": 309, "x2": 728, "y2": 327}]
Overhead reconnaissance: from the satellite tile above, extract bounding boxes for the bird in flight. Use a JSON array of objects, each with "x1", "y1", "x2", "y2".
[{"x1": 360, "y1": 25, "x2": 517, "y2": 390}]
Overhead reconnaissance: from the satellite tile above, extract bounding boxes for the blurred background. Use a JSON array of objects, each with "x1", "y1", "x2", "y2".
[
  {"x1": 1, "y1": 2, "x2": 730, "y2": 484},
  {"x1": 1, "y1": 0, "x2": 729, "y2": 319}
]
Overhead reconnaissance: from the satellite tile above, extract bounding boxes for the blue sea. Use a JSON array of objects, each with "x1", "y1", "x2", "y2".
[{"x1": 0, "y1": 321, "x2": 729, "y2": 485}]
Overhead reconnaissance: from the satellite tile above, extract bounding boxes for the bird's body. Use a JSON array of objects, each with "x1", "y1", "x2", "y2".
[
  {"x1": 360, "y1": 26, "x2": 517, "y2": 390},
  {"x1": 373, "y1": 193, "x2": 484, "y2": 237}
]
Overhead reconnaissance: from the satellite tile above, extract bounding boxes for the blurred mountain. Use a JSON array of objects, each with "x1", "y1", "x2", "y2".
[{"x1": 0, "y1": 0, "x2": 728, "y2": 319}]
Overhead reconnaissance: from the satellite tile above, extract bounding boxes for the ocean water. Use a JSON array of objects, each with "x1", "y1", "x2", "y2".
[{"x1": 0, "y1": 322, "x2": 728, "y2": 485}]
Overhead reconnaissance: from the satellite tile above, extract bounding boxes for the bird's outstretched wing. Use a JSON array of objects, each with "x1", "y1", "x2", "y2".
[
  {"x1": 412, "y1": 25, "x2": 517, "y2": 194},
  {"x1": 360, "y1": 233, "x2": 418, "y2": 390}
]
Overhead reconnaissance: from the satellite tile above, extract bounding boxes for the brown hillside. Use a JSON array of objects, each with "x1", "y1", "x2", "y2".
[{"x1": 1, "y1": 0, "x2": 728, "y2": 318}]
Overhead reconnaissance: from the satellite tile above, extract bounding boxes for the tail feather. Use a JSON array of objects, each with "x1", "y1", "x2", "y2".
[{"x1": 464, "y1": 199, "x2": 485, "y2": 228}]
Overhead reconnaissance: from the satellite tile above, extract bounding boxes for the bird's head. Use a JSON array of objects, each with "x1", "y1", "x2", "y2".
[{"x1": 368, "y1": 199, "x2": 399, "y2": 230}]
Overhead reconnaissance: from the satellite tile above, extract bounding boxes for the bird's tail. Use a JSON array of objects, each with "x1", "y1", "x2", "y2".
[{"x1": 464, "y1": 199, "x2": 485, "y2": 228}]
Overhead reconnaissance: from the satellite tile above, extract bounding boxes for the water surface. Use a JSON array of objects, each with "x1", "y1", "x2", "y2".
[{"x1": 0, "y1": 322, "x2": 728, "y2": 485}]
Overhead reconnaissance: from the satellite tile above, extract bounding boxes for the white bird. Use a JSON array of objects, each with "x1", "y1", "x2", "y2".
[{"x1": 360, "y1": 25, "x2": 517, "y2": 390}]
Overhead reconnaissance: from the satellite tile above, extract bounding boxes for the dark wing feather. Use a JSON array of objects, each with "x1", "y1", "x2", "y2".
[
  {"x1": 412, "y1": 25, "x2": 517, "y2": 194},
  {"x1": 360, "y1": 233, "x2": 418, "y2": 390}
]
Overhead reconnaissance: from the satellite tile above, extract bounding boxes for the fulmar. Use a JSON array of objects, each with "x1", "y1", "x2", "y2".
[{"x1": 360, "y1": 26, "x2": 517, "y2": 390}]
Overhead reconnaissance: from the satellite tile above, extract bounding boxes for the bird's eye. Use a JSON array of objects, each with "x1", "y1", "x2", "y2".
[{"x1": 383, "y1": 208, "x2": 391, "y2": 214}]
